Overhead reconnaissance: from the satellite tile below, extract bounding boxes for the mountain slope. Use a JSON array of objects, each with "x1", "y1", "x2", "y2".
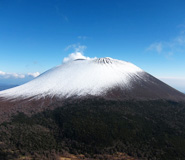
[{"x1": 1, "y1": 98, "x2": 185, "y2": 160}]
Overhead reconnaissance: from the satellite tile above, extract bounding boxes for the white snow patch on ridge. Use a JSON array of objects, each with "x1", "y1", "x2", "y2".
[{"x1": 0, "y1": 57, "x2": 143, "y2": 99}]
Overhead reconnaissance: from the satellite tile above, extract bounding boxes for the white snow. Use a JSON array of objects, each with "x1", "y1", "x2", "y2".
[{"x1": 0, "y1": 57, "x2": 144, "y2": 99}]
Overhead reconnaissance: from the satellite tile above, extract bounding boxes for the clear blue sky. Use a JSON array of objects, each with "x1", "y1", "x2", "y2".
[{"x1": 0, "y1": 0, "x2": 185, "y2": 91}]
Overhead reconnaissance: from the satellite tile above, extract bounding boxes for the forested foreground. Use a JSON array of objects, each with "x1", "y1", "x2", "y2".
[{"x1": 0, "y1": 99, "x2": 185, "y2": 160}]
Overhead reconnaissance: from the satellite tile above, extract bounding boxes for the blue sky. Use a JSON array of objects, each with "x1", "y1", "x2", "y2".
[{"x1": 0, "y1": 0, "x2": 185, "y2": 91}]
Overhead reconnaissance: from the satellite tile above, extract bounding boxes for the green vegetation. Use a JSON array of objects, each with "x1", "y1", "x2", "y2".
[{"x1": 0, "y1": 98, "x2": 185, "y2": 159}]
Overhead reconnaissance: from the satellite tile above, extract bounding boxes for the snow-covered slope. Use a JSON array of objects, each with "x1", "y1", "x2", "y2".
[{"x1": 0, "y1": 58, "x2": 143, "y2": 99}]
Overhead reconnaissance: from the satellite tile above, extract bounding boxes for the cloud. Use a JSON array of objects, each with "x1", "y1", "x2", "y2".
[
  {"x1": 54, "y1": 5, "x2": 68, "y2": 22},
  {"x1": 63, "y1": 52, "x2": 91, "y2": 63},
  {"x1": 0, "y1": 71, "x2": 5, "y2": 76},
  {"x1": 146, "y1": 42, "x2": 162, "y2": 53},
  {"x1": 63, "y1": 44, "x2": 95, "y2": 63},
  {"x1": 146, "y1": 29, "x2": 185, "y2": 57},
  {"x1": 77, "y1": 36, "x2": 87, "y2": 40},
  {"x1": 27, "y1": 72, "x2": 40, "y2": 78},
  {"x1": 65, "y1": 43, "x2": 87, "y2": 53},
  {"x1": 0, "y1": 71, "x2": 25, "y2": 79},
  {"x1": 0, "y1": 70, "x2": 40, "y2": 79},
  {"x1": 174, "y1": 35, "x2": 185, "y2": 45}
]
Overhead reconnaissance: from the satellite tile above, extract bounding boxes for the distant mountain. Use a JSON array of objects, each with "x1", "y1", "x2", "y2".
[
  {"x1": 0, "y1": 84, "x2": 18, "y2": 91},
  {"x1": 0, "y1": 57, "x2": 185, "y2": 160}
]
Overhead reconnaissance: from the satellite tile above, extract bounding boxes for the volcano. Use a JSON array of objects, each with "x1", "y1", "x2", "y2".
[
  {"x1": 0, "y1": 57, "x2": 184, "y2": 101},
  {"x1": 0, "y1": 57, "x2": 185, "y2": 160}
]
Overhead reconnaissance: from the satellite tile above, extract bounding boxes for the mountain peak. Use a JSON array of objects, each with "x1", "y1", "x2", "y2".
[{"x1": 95, "y1": 57, "x2": 113, "y2": 64}]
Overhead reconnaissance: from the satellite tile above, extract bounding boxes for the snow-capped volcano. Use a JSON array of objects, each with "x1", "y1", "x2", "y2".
[
  {"x1": 0, "y1": 57, "x2": 185, "y2": 123},
  {"x1": 0, "y1": 57, "x2": 143, "y2": 99},
  {"x1": 0, "y1": 57, "x2": 184, "y2": 101}
]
